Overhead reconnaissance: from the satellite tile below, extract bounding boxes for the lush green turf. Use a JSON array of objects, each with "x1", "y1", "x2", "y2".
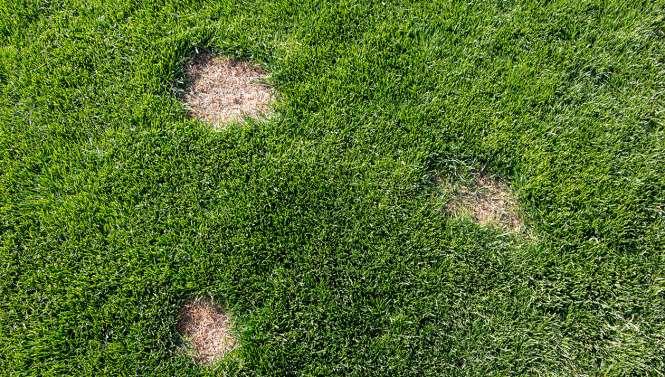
[{"x1": 1, "y1": 0, "x2": 664, "y2": 375}]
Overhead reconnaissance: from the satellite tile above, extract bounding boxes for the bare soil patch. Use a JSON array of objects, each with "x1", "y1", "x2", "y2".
[
  {"x1": 177, "y1": 298, "x2": 237, "y2": 365},
  {"x1": 183, "y1": 53, "x2": 273, "y2": 127},
  {"x1": 445, "y1": 174, "x2": 523, "y2": 232}
]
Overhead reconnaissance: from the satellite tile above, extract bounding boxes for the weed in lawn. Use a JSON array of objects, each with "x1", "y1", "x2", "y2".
[
  {"x1": 183, "y1": 53, "x2": 273, "y2": 127},
  {"x1": 445, "y1": 174, "x2": 523, "y2": 232},
  {"x1": 177, "y1": 298, "x2": 236, "y2": 365}
]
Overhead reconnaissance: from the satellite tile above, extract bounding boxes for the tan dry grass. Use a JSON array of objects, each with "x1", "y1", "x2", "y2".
[
  {"x1": 183, "y1": 53, "x2": 273, "y2": 127},
  {"x1": 446, "y1": 174, "x2": 523, "y2": 232},
  {"x1": 177, "y1": 298, "x2": 237, "y2": 365}
]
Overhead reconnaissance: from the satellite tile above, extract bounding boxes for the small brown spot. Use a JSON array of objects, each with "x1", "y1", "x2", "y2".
[
  {"x1": 177, "y1": 298, "x2": 237, "y2": 364},
  {"x1": 445, "y1": 174, "x2": 523, "y2": 232},
  {"x1": 182, "y1": 53, "x2": 273, "y2": 127}
]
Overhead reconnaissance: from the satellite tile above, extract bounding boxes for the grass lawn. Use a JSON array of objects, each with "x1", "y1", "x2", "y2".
[{"x1": 1, "y1": 0, "x2": 664, "y2": 375}]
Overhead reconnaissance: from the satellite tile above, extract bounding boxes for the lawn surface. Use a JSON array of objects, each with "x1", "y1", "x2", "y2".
[{"x1": 1, "y1": 0, "x2": 664, "y2": 375}]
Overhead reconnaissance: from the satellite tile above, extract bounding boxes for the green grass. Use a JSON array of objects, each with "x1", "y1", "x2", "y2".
[{"x1": 1, "y1": 0, "x2": 664, "y2": 375}]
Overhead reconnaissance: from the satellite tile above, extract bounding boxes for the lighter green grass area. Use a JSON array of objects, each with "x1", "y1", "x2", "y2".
[{"x1": 1, "y1": 1, "x2": 664, "y2": 375}]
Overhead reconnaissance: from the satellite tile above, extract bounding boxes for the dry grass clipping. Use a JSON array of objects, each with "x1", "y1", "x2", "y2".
[
  {"x1": 177, "y1": 298, "x2": 237, "y2": 365},
  {"x1": 446, "y1": 174, "x2": 523, "y2": 232},
  {"x1": 183, "y1": 53, "x2": 273, "y2": 127}
]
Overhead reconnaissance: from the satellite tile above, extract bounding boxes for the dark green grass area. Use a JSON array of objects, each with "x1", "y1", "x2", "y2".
[{"x1": 1, "y1": 0, "x2": 664, "y2": 375}]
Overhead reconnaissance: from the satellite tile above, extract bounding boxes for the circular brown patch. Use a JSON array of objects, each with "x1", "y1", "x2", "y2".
[
  {"x1": 177, "y1": 298, "x2": 237, "y2": 364},
  {"x1": 183, "y1": 53, "x2": 273, "y2": 127},
  {"x1": 445, "y1": 174, "x2": 523, "y2": 232}
]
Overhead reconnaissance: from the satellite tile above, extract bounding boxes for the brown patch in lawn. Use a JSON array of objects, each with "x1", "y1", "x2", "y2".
[
  {"x1": 183, "y1": 53, "x2": 273, "y2": 127},
  {"x1": 177, "y1": 298, "x2": 237, "y2": 365},
  {"x1": 446, "y1": 174, "x2": 523, "y2": 232}
]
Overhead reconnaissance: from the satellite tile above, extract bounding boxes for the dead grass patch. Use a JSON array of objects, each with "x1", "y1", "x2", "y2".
[
  {"x1": 445, "y1": 174, "x2": 523, "y2": 232},
  {"x1": 182, "y1": 53, "x2": 273, "y2": 127},
  {"x1": 177, "y1": 297, "x2": 237, "y2": 365}
]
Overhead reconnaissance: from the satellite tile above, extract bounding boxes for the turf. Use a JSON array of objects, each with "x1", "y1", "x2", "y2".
[{"x1": 1, "y1": 0, "x2": 664, "y2": 375}]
